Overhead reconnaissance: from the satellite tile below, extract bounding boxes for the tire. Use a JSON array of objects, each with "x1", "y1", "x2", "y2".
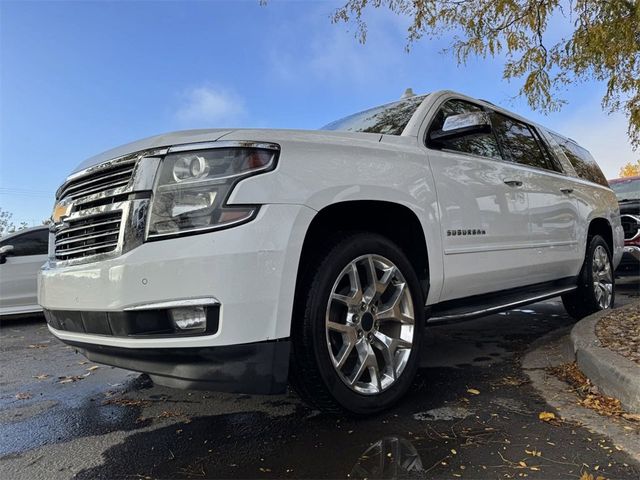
[
  {"x1": 562, "y1": 234, "x2": 615, "y2": 320},
  {"x1": 290, "y1": 232, "x2": 425, "y2": 415}
]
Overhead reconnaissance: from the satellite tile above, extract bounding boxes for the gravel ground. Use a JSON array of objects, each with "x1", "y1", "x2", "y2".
[{"x1": 596, "y1": 301, "x2": 640, "y2": 365}]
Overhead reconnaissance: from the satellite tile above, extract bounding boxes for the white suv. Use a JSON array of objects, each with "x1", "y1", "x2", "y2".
[{"x1": 39, "y1": 90, "x2": 623, "y2": 414}]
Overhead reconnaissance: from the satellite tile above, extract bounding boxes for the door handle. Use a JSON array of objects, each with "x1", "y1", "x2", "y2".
[
  {"x1": 503, "y1": 179, "x2": 523, "y2": 187},
  {"x1": 560, "y1": 188, "x2": 574, "y2": 194}
]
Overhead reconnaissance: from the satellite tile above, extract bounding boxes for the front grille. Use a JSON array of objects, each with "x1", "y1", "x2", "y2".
[
  {"x1": 55, "y1": 211, "x2": 122, "y2": 261},
  {"x1": 58, "y1": 161, "x2": 136, "y2": 201},
  {"x1": 621, "y1": 215, "x2": 640, "y2": 241}
]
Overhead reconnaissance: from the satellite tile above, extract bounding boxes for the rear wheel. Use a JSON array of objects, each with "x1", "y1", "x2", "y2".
[
  {"x1": 562, "y1": 234, "x2": 615, "y2": 319},
  {"x1": 290, "y1": 233, "x2": 424, "y2": 415}
]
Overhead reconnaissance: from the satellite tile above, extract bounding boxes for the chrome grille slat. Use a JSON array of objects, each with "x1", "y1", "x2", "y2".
[
  {"x1": 64, "y1": 166, "x2": 134, "y2": 193},
  {"x1": 55, "y1": 230, "x2": 119, "y2": 247},
  {"x1": 56, "y1": 242, "x2": 119, "y2": 257},
  {"x1": 65, "y1": 179, "x2": 130, "y2": 200},
  {"x1": 55, "y1": 218, "x2": 120, "y2": 236},
  {"x1": 54, "y1": 211, "x2": 122, "y2": 261},
  {"x1": 59, "y1": 162, "x2": 135, "y2": 201}
]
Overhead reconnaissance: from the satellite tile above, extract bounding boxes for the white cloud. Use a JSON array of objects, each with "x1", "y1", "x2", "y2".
[
  {"x1": 175, "y1": 86, "x2": 245, "y2": 127},
  {"x1": 547, "y1": 104, "x2": 637, "y2": 179}
]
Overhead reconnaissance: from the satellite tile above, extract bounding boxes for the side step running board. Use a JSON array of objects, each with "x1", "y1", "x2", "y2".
[{"x1": 426, "y1": 285, "x2": 577, "y2": 326}]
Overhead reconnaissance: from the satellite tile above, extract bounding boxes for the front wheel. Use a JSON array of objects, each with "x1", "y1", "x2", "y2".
[
  {"x1": 290, "y1": 233, "x2": 424, "y2": 415},
  {"x1": 562, "y1": 234, "x2": 615, "y2": 320}
]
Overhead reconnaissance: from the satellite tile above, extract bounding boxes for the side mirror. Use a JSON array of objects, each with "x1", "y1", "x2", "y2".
[
  {"x1": 429, "y1": 111, "x2": 492, "y2": 146},
  {"x1": 0, "y1": 245, "x2": 14, "y2": 265}
]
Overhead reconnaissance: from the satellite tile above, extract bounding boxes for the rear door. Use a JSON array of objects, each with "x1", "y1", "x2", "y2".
[
  {"x1": 490, "y1": 114, "x2": 581, "y2": 283},
  {"x1": 0, "y1": 228, "x2": 49, "y2": 314},
  {"x1": 425, "y1": 98, "x2": 532, "y2": 301}
]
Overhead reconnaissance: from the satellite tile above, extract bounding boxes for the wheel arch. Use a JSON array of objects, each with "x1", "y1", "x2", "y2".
[
  {"x1": 292, "y1": 200, "x2": 430, "y2": 318},
  {"x1": 587, "y1": 217, "x2": 614, "y2": 255}
]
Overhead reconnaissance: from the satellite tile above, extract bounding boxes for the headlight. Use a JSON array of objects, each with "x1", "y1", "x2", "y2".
[{"x1": 147, "y1": 143, "x2": 278, "y2": 238}]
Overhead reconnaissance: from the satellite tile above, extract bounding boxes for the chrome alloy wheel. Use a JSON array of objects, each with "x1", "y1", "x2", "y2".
[
  {"x1": 592, "y1": 245, "x2": 613, "y2": 309},
  {"x1": 325, "y1": 254, "x2": 415, "y2": 395}
]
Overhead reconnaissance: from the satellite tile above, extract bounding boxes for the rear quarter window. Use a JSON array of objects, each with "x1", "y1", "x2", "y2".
[{"x1": 550, "y1": 133, "x2": 608, "y2": 187}]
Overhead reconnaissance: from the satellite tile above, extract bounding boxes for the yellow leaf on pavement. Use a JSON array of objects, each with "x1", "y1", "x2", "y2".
[
  {"x1": 467, "y1": 388, "x2": 480, "y2": 395},
  {"x1": 539, "y1": 411, "x2": 556, "y2": 422}
]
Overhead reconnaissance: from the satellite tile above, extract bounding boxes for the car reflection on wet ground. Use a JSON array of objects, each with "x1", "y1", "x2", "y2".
[{"x1": 1, "y1": 286, "x2": 639, "y2": 479}]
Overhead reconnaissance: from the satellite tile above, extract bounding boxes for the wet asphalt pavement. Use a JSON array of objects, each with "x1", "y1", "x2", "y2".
[{"x1": 1, "y1": 282, "x2": 639, "y2": 479}]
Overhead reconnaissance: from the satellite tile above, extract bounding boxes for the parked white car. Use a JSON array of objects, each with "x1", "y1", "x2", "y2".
[
  {"x1": 39, "y1": 90, "x2": 623, "y2": 414},
  {"x1": 1, "y1": 226, "x2": 49, "y2": 317}
]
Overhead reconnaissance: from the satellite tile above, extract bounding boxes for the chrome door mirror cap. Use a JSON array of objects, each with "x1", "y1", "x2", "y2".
[{"x1": 429, "y1": 111, "x2": 492, "y2": 146}]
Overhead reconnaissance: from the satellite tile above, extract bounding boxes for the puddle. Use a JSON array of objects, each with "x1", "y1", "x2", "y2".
[{"x1": 413, "y1": 406, "x2": 472, "y2": 421}]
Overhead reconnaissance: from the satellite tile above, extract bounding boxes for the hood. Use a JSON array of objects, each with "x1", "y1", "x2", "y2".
[
  {"x1": 71, "y1": 129, "x2": 233, "y2": 173},
  {"x1": 71, "y1": 127, "x2": 416, "y2": 174}
]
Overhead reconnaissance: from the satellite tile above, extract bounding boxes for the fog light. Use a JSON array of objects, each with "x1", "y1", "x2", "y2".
[{"x1": 169, "y1": 306, "x2": 207, "y2": 332}]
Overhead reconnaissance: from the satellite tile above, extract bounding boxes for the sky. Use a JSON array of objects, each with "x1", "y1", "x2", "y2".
[{"x1": 1, "y1": 0, "x2": 637, "y2": 226}]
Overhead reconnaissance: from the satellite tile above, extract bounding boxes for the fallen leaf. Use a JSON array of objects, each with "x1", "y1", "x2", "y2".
[
  {"x1": 538, "y1": 411, "x2": 556, "y2": 422},
  {"x1": 158, "y1": 411, "x2": 181, "y2": 418},
  {"x1": 86, "y1": 366, "x2": 99, "y2": 371},
  {"x1": 519, "y1": 461, "x2": 527, "y2": 468},
  {"x1": 622, "y1": 413, "x2": 640, "y2": 422},
  {"x1": 467, "y1": 388, "x2": 480, "y2": 395},
  {"x1": 58, "y1": 375, "x2": 85, "y2": 384},
  {"x1": 15, "y1": 392, "x2": 31, "y2": 400},
  {"x1": 451, "y1": 448, "x2": 457, "y2": 455},
  {"x1": 33, "y1": 374, "x2": 49, "y2": 380}
]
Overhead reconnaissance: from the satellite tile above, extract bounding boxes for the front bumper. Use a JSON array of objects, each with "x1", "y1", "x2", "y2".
[{"x1": 39, "y1": 204, "x2": 315, "y2": 391}]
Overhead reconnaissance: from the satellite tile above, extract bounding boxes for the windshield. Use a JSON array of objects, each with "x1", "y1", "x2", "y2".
[
  {"x1": 321, "y1": 95, "x2": 427, "y2": 135},
  {"x1": 610, "y1": 177, "x2": 640, "y2": 201}
]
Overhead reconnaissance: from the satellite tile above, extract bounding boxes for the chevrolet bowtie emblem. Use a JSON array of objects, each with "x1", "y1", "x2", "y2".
[{"x1": 52, "y1": 202, "x2": 72, "y2": 223}]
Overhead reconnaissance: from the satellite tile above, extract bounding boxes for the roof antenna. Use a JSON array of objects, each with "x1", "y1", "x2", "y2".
[{"x1": 401, "y1": 88, "x2": 415, "y2": 99}]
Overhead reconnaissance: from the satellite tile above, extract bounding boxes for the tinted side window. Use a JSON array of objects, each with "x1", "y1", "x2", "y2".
[
  {"x1": 550, "y1": 133, "x2": 608, "y2": 187},
  {"x1": 428, "y1": 99, "x2": 501, "y2": 159},
  {"x1": 0, "y1": 229, "x2": 49, "y2": 256},
  {"x1": 491, "y1": 114, "x2": 553, "y2": 170}
]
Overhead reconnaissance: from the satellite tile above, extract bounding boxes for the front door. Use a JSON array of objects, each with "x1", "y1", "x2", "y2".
[{"x1": 425, "y1": 98, "x2": 532, "y2": 301}]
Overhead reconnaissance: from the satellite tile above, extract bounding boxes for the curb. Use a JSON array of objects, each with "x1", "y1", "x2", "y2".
[{"x1": 570, "y1": 304, "x2": 640, "y2": 414}]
